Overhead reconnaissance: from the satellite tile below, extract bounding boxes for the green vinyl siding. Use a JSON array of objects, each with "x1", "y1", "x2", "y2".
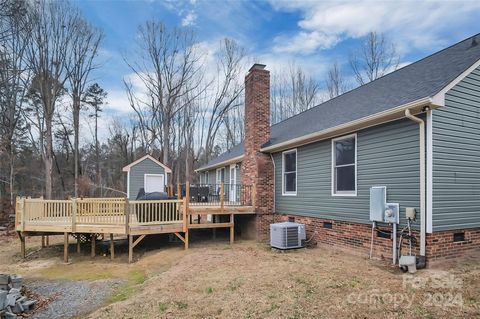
[
  {"x1": 128, "y1": 158, "x2": 166, "y2": 199},
  {"x1": 432, "y1": 66, "x2": 480, "y2": 231},
  {"x1": 274, "y1": 118, "x2": 421, "y2": 227}
]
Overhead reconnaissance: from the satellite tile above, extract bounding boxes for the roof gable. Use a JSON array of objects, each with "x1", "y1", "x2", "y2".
[
  {"x1": 122, "y1": 155, "x2": 172, "y2": 173},
  {"x1": 264, "y1": 34, "x2": 480, "y2": 149}
]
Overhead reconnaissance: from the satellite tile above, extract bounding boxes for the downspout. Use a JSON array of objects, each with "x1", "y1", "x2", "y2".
[
  {"x1": 270, "y1": 153, "x2": 276, "y2": 214},
  {"x1": 405, "y1": 109, "x2": 426, "y2": 258}
]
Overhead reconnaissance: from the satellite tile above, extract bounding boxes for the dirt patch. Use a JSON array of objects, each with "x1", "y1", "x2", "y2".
[
  {"x1": 88, "y1": 243, "x2": 480, "y2": 319},
  {"x1": 1, "y1": 234, "x2": 479, "y2": 318}
]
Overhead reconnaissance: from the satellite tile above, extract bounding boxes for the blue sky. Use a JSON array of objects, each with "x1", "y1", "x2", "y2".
[{"x1": 75, "y1": 0, "x2": 480, "y2": 117}]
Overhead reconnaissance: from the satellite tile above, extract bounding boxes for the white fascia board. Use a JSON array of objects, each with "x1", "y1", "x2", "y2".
[
  {"x1": 261, "y1": 97, "x2": 436, "y2": 153},
  {"x1": 431, "y1": 58, "x2": 480, "y2": 106}
]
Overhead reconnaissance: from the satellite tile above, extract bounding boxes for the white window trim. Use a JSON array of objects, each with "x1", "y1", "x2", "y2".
[
  {"x1": 331, "y1": 133, "x2": 357, "y2": 197},
  {"x1": 144, "y1": 173, "x2": 166, "y2": 193},
  {"x1": 282, "y1": 149, "x2": 297, "y2": 196}
]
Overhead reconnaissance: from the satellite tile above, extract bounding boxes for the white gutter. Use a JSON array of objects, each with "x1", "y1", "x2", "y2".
[
  {"x1": 405, "y1": 108, "x2": 427, "y2": 257},
  {"x1": 261, "y1": 97, "x2": 435, "y2": 153},
  {"x1": 270, "y1": 153, "x2": 276, "y2": 213},
  {"x1": 195, "y1": 155, "x2": 244, "y2": 173}
]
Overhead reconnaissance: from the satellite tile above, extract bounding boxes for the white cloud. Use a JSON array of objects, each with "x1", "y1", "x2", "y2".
[
  {"x1": 182, "y1": 11, "x2": 197, "y2": 27},
  {"x1": 269, "y1": 0, "x2": 480, "y2": 54},
  {"x1": 104, "y1": 89, "x2": 133, "y2": 114},
  {"x1": 273, "y1": 31, "x2": 339, "y2": 54}
]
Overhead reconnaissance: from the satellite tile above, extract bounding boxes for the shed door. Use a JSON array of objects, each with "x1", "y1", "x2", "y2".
[{"x1": 144, "y1": 174, "x2": 165, "y2": 193}]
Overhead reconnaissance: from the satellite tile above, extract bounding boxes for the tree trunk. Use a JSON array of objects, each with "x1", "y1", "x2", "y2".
[
  {"x1": 9, "y1": 147, "x2": 14, "y2": 205},
  {"x1": 73, "y1": 94, "x2": 80, "y2": 197},
  {"x1": 95, "y1": 110, "x2": 100, "y2": 197},
  {"x1": 45, "y1": 122, "x2": 54, "y2": 199},
  {"x1": 162, "y1": 121, "x2": 170, "y2": 165}
]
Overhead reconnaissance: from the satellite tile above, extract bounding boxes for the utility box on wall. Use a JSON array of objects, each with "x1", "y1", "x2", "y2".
[{"x1": 369, "y1": 186, "x2": 399, "y2": 224}]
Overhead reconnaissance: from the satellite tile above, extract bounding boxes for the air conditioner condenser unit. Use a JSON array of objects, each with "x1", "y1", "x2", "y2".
[{"x1": 270, "y1": 222, "x2": 306, "y2": 249}]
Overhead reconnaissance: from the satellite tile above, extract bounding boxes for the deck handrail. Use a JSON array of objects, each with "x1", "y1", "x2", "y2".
[
  {"x1": 15, "y1": 197, "x2": 185, "y2": 232},
  {"x1": 176, "y1": 183, "x2": 255, "y2": 207}
]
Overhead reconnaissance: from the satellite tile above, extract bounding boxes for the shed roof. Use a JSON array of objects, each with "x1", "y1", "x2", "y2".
[{"x1": 122, "y1": 154, "x2": 172, "y2": 173}]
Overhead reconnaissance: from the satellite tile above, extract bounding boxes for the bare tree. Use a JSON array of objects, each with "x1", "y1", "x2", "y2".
[
  {"x1": 350, "y1": 31, "x2": 400, "y2": 86},
  {"x1": 222, "y1": 102, "x2": 244, "y2": 150},
  {"x1": 203, "y1": 38, "x2": 246, "y2": 161},
  {"x1": 66, "y1": 17, "x2": 103, "y2": 197},
  {"x1": 25, "y1": 0, "x2": 78, "y2": 198},
  {"x1": 271, "y1": 61, "x2": 321, "y2": 124},
  {"x1": 83, "y1": 83, "x2": 106, "y2": 195},
  {"x1": 326, "y1": 61, "x2": 348, "y2": 99},
  {"x1": 0, "y1": 0, "x2": 30, "y2": 204},
  {"x1": 125, "y1": 20, "x2": 204, "y2": 166}
]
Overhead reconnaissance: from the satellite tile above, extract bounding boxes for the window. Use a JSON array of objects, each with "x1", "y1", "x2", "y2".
[
  {"x1": 282, "y1": 149, "x2": 297, "y2": 195},
  {"x1": 216, "y1": 167, "x2": 225, "y2": 185},
  {"x1": 332, "y1": 134, "x2": 357, "y2": 196}
]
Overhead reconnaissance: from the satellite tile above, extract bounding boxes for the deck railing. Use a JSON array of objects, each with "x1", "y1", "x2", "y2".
[
  {"x1": 15, "y1": 183, "x2": 255, "y2": 233},
  {"x1": 129, "y1": 199, "x2": 183, "y2": 225},
  {"x1": 177, "y1": 183, "x2": 255, "y2": 207},
  {"x1": 16, "y1": 197, "x2": 186, "y2": 232},
  {"x1": 20, "y1": 198, "x2": 73, "y2": 224},
  {"x1": 76, "y1": 198, "x2": 126, "y2": 226}
]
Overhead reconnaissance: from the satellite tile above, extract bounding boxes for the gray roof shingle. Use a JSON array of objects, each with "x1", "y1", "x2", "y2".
[
  {"x1": 198, "y1": 142, "x2": 244, "y2": 170},
  {"x1": 199, "y1": 34, "x2": 480, "y2": 171}
]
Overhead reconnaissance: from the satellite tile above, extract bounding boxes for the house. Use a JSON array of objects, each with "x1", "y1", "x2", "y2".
[
  {"x1": 197, "y1": 34, "x2": 480, "y2": 261},
  {"x1": 122, "y1": 155, "x2": 172, "y2": 199}
]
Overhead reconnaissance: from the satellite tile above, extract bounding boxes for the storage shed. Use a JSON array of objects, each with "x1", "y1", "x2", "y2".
[{"x1": 122, "y1": 155, "x2": 172, "y2": 199}]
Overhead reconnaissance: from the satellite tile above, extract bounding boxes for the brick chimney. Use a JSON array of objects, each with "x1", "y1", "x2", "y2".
[{"x1": 241, "y1": 64, "x2": 275, "y2": 239}]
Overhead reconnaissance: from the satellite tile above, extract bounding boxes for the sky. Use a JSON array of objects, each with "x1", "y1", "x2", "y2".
[{"x1": 74, "y1": 0, "x2": 480, "y2": 135}]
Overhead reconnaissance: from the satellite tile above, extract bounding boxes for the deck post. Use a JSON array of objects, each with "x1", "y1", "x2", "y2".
[
  {"x1": 20, "y1": 197, "x2": 25, "y2": 232},
  {"x1": 177, "y1": 184, "x2": 181, "y2": 200},
  {"x1": 110, "y1": 233, "x2": 114, "y2": 260},
  {"x1": 183, "y1": 197, "x2": 189, "y2": 250},
  {"x1": 41, "y1": 236, "x2": 45, "y2": 248},
  {"x1": 220, "y1": 182, "x2": 224, "y2": 212},
  {"x1": 76, "y1": 236, "x2": 81, "y2": 253},
  {"x1": 46, "y1": 235, "x2": 49, "y2": 246},
  {"x1": 124, "y1": 197, "x2": 130, "y2": 235},
  {"x1": 230, "y1": 213, "x2": 234, "y2": 244},
  {"x1": 186, "y1": 182, "x2": 191, "y2": 224},
  {"x1": 128, "y1": 235, "x2": 133, "y2": 263},
  {"x1": 72, "y1": 198, "x2": 77, "y2": 233},
  {"x1": 64, "y1": 232, "x2": 69, "y2": 263},
  {"x1": 90, "y1": 234, "x2": 95, "y2": 258},
  {"x1": 18, "y1": 232, "x2": 25, "y2": 258}
]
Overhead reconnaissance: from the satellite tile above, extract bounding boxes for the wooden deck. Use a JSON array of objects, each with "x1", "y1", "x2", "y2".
[{"x1": 15, "y1": 189, "x2": 255, "y2": 263}]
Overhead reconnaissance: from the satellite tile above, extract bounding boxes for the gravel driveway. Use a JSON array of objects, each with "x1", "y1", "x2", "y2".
[{"x1": 29, "y1": 279, "x2": 121, "y2": 319}]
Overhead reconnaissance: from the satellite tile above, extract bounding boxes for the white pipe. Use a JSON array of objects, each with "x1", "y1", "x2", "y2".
[
  {"x1": 392, "y1": 223, "x2": 397, "y2": 264},
  {"x1": 369, "y1": 221, "x2": 375, "y2": 259},
  {"x1": 405, "y1": 109, "x2": 426, "y2": 256},
  {"x1": 270, "y1": 153, "x2": 276, "y2": 213}
]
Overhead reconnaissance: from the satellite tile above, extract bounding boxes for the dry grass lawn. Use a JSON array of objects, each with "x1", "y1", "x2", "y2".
[{"x1": 1, "y1": 234, "x2": 479, "y2": 318}]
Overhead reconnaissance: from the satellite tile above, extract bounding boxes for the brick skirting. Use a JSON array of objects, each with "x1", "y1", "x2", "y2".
[
  {"x1": 426, "y1": 228, "x2": 480, "y2": 260},
  {"x1": 256, "y1": 213, "x2": 480, "y2": 261}
]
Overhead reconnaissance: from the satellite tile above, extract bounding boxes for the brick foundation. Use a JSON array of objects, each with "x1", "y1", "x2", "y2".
[
  {"x1": 426, "y1": 228, "x2": 480, "y2": 260},
  {"x1": 258, "y1": 213, "x2": 480, "y2": 261}
]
